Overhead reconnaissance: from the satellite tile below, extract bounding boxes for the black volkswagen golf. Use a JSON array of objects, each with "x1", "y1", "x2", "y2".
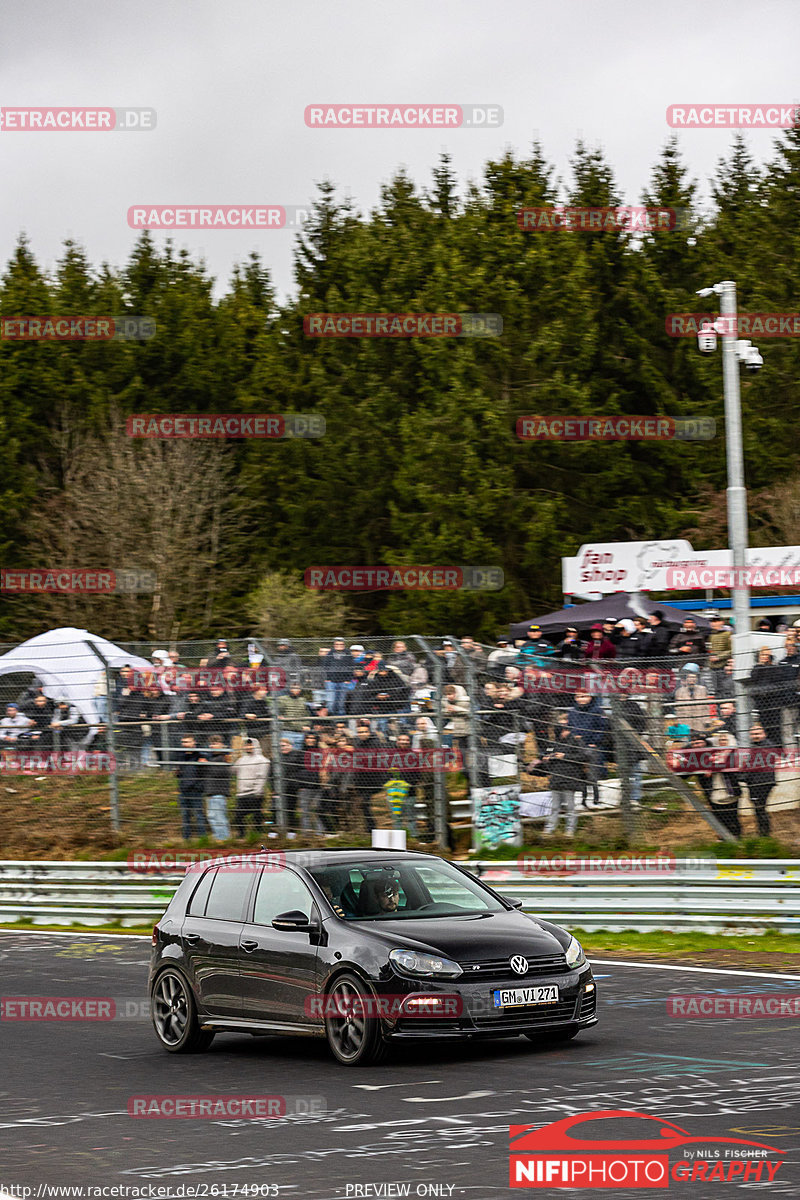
[{"x1": 149, "y1": 849, "x2": 597, "y2": 1065}]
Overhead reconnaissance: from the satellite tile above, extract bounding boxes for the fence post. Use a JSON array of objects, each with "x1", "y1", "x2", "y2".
[
  {"x1": 254, "y1": 640, "x2": 286, "y2": 828},
  {"x1": 446, "y1": 634, "x2": 480, "y2": 854},
  {"x1": 609, "y1": 695, "x2": 636, "y2": 841},
  {"x1": 84, "y1": 641, "x2": 121, "y2": 835},
  {"x1": 411, "y1": 636, "x2": 448, "y2": 847}
]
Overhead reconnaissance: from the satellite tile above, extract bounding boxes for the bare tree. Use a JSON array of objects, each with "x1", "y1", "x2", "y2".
[{"x1": 26, "y1": 425, "x2": 239, "y2": 639}]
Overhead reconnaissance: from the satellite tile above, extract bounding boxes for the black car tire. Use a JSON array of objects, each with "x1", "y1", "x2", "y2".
[
  {"x1": 323, "y1": 972, "x2": 388, "y2": 1067},
  {"x1": 524, "y1": 1025, "x2": 580, "y2": 1043},
  {"x1": 151, "y1": 968, "x2": 215, "y2": 1054}
]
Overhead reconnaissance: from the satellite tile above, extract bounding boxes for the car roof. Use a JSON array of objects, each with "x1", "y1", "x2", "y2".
[{"x1": 197, "y1": 848, "x2": 444, "y2": 871}]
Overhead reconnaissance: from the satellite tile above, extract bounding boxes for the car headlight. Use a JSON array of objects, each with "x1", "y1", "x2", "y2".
[
  {"x1": 565, "y1": 936, "x2": 586, "y2": 969},
  {"x1": 389, "y1": 949, "x2": 463, "y2": 979}
]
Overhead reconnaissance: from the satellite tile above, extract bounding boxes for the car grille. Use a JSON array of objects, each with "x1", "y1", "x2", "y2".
[
  {"x1": 471, "y1": 998, "x2": 578, "y2": 1028},
  {"x1": 579, "y1": 990, "x2": 597, "y2": 1020},
  {"x1": 459, "y1": 953, "x2": 568, "y2": 981}
]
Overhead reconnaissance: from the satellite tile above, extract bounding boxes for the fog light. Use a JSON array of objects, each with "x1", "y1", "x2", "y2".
[{"x1": 584, "y1": 982, "x2": 595, "y2": 992}]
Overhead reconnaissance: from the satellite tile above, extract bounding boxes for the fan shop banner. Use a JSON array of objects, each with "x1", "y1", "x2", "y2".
[{"x1": 562, "y1": 540, "x2": 800, "y2": 595}]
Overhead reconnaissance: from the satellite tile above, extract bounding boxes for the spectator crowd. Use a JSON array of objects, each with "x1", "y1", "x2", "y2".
[{"x1": 1, "y1": 614, "x2": 795, "y2": 843}]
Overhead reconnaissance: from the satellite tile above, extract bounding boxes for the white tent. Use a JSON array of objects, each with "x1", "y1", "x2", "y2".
[{"x1": 0, "y1": 627, "x2": 153, "y2": 730}]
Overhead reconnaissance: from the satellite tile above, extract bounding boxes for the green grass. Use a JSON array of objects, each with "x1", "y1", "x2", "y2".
[{"x1": 575, "y1": 929, "x2": 800, "y2": 958}]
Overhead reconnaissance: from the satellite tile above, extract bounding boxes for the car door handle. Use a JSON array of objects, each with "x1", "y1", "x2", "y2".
[
  {"x1": 184, "y1": 933, "x2": 200, "y2": 945},
  {"x1": 240, "y1": 939, "x2": 260, "y2": 953}
]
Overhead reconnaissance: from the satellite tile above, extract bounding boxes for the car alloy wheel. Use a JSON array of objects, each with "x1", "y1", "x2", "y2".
[
  {"x1": 324, "y1": 973, "x2": 387, "y2": 1067},
  {"x1": 151, "y1": 968, "x2": 215, "y2": 1054}
]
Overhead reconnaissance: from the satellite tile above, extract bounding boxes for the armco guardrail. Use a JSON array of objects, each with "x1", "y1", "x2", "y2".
[{"x1": 0, "y1": 859, "x2": 799, "y2": 933}]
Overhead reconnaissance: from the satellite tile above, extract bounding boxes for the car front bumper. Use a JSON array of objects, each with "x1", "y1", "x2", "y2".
[{"x1": 378, "y1": 965, "x2": 596, "y2": 1039}]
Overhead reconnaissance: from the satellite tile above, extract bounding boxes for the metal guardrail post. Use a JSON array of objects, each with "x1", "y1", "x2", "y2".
[
  {"x1": 255, "y1": 640, "x2": 285, "y2": 828},
  {"x1": 84, "y1": 640, "x2": 120, "y2": 834}
]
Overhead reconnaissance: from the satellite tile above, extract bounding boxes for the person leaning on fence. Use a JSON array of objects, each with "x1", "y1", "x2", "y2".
[
  {"x1": 673, "y1": 663, "x2": 712, "y2": 736},
  {"x1": 352, "y1": 720, "x2": 386, "y2": 832},
  {"x1": 707, "y1": 730, "x2": 742, "y2": 839},
  {"x1": 239, "y1": 684, "x2": 272, "y2": 750},
  {"x1": 278, "y1": 736, "x2": 304, "y2": 833},
  {"x1": 199, "y1": 733, "x2": 232, "y2": 841},
  {"x1": 526, "y1": 712, "x2": 588, "y2": 837},
  {"x1": 739, "y1": 722, "x2": 776, "y2": 838},
  {"x1": 567, "y1": 691, "x2": 607, "y2": 808},
  {"x1": 233, "y1": 738, "x2": 270, "y2": 836},
  {"x1": 175, "y1": 734, "x2": 208, "y2": 840},
  {"x1": 297, "y1": 731, "x2": 325, "y2": 833},
  {"x1": 278, "y1": 682, "x2": 310, "y2": 748}
]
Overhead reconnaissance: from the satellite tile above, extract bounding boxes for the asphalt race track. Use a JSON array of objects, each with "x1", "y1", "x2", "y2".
[{"x1": 1, "y1": 933, "x2": 800, "y2": 1197}]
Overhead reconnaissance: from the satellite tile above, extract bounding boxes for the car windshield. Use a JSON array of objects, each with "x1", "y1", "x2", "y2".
[{"x1": 307, "y1": 858, "x2": 506, "y2": 920}]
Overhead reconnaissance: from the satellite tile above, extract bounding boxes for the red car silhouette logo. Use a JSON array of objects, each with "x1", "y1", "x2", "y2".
[
  {"x1": 510, "y1": 1110, "x2": 781, "y2": 1154},
  {"x1": 510, "y1": 1111, "x2": 784, "y2": 1187}
]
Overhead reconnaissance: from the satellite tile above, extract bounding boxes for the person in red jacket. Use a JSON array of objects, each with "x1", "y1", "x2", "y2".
[{"x1": 582, "y1": 624, "x2": 617, "y2": 661}]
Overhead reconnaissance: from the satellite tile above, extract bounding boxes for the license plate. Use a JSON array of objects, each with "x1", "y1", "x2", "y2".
[{"x1": 493, "y1": 985, "x2": 559, "y2": 1008}]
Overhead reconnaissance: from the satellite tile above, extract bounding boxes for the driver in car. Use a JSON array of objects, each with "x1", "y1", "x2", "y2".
[{"x1": 376, "y1": 877, "x2": 401, "y2": 913}]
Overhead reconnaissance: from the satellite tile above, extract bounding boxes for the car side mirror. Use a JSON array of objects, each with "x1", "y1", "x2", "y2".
[
  {"x1": 509, "y1": 897, "x2": 524, "y2": 909},
  {"x1": 272, "y1": 910, "x2": 317, "y2": 931}
]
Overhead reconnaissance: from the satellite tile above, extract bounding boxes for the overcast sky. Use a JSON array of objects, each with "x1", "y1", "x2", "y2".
[{"x1": 3, "y1": 0, "x2": 799, "y2": 300}]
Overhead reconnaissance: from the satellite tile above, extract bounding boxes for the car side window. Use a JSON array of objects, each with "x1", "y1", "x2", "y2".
[
  {"x1": 187, "y1": 867, "x2": 216, "y2": 916},
  {"x1": 253, "y1": 870, "x2": 315, "y2": 926},
  {"x1": 204, "y1": 869, "x2": 257, "y2": 922}
]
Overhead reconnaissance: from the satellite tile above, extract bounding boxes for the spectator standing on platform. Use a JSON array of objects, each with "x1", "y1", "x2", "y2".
[
  {"x1": 555, "y1": 625, "x2": 583, "y2": 661},
  {"x1": 582, "y1": 625, "x2": 617, "y2": 662},
  {"x1": 674, "y1": 664, "x2": 713, "y2": 736},
  {"x1": 646, "y1": 611, "x2": 671, "y2": 661},
  {"x1": 708, "y1": 613, "x2": 732, "y2": 692},
  {"x1": 745, "y1": 648, "x2": 783, "y2": 747},
  {"x1": 322, "y1": 638, "x2": 352, "y2": 715}
]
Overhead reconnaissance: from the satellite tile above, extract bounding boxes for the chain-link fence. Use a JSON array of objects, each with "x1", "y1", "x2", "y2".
[{"x1": 1, "y1": 630, "x2": 798, "y2": 856}]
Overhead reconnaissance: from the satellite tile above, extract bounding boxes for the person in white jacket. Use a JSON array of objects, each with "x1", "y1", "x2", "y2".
[{"x1": 233, "y1": 739, "x2": 270, "y2": 836}]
